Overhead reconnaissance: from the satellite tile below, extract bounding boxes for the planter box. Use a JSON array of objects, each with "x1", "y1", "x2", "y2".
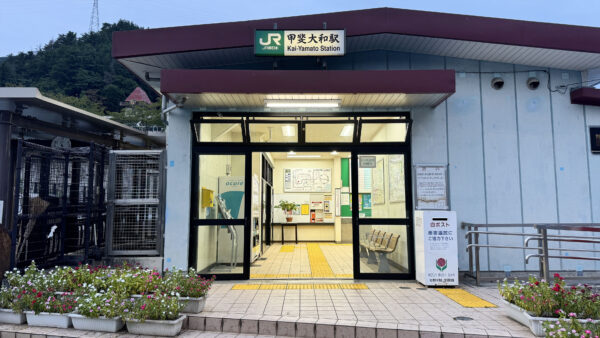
[
  {"x1": 501, "y1": 300, "x2": 600, "y2": 337},
  {"x1": 180, "y1": 296, "x2": 206, "y2": 313},
  {"x1": 25, "y1": 311, "x2": 72, "y2": 328},
  {"x1": 69, "y1": 314, "x2": 124, "y2": 332},
  {"x1": 125, "y1": 315, "x2": 186, "y2": 336},
  {"x1": 0, "y1": 308, "x2": 26, "y2": 324},
  {"x1": 132, "y1": 294, "x2": 206, "y2": 313}
]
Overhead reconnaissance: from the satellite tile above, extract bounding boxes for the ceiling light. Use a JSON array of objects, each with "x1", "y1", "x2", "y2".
[
  {"x1": 281, "y1": 125, "x2": 296, "y2": 137},
  {"x1": 339, "y1": 125, "x2": 354, "y2": 137},
  {"x1": 264, "y1": 99, "x2": 341, "y2": 108},
  {"x1": 287, "y1": 154, "x2": 322, "y2": 158},
  {"x1": 330, "y1": 150, "x2": 338, "y2": 155},
  {"x1": 288, "y1": 151, "x2": 296, "y2": 155}
]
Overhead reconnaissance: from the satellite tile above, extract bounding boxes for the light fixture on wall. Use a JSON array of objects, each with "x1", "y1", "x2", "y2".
[
  {"x1": 288, "y1": 150, "x2": 296, "y2": 156},
  {"x1": 281, "y1": 125, "x2": 296, "y2": 137},
  {"x1": 339, "y1": 125, "x2": 354, "y2": 137},
  {"x1": 264, "y1": 99, "x2": 341, "y2": 108},
  {"x1": 330, "y1": 150, "x2": 339, "y2": 155}
]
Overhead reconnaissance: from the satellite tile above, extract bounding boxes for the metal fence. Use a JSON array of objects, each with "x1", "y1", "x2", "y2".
[
  {"x1": 9, "y1": 140, "x2": 108, "y2": 268},
  {"x1": 106, "y1": 150, "x2": 165, "y2": 256},
  {"x1": 463, "y1": 222, "x2": 600, "y2": 285}
]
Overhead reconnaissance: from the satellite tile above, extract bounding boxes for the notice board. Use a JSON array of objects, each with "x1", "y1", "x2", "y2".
[
  {"x1": 284, "y1": 168, "x2": 332, "y2": 192},
  {"x1": 414, "y1": 165, "x2": 449, "y2": 210}
]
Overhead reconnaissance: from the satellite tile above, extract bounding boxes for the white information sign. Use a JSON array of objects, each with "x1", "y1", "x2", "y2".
[
  {"x1": 284, "y1": 168, "x2": 332, "y2": 192},
  {"x1": 414, "y1": 210, "x2": 458, "y2": 286},
  {"x1": 255, "y1": 30, "x2": 345, "y2": 56},
  {"x1": 414, "y1": 165, "x2": 448, "y2": 210}
]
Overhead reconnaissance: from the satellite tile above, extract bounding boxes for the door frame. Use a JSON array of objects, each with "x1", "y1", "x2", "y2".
[{"x1": 190, "y1": 112, "x2": 413, "y2": 280}]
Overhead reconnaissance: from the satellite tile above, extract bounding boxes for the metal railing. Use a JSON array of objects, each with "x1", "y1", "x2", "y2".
[{"x1": 463, "y1": 222, "x2": 600, "y2": 285}]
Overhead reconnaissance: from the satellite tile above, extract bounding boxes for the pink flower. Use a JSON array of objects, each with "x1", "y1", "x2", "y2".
[
  {"x1": 569, "y1": 312, "x2": 576, "y2": 318},
  {"x1": 141, "y1": 304, "x2": 146, "y2": 310}
]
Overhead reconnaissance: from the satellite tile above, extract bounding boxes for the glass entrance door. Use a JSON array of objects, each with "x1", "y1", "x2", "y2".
[
  {"x1": 190, "y1": 153, "x2": 249, "y2": 279},
  {"x1": 352, "y1": 152, "x2": 413, "y2": 279}
]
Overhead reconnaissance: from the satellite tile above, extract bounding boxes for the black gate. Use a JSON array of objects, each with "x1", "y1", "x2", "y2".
[{"x1": 9, "y1": 140, "x2": 108, "y2": 268}]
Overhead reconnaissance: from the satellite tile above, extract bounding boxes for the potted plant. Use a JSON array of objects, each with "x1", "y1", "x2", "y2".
[
  {"x1": 21, "y1": 291, "x2": 77, "y2": 328},
  {"x1": 68, "y1": 290, "x2": 126, "y2": 332},
  {"x1": 499, "y1": 274, "x2": 600, "y2": 336},
  {"x1": 276, "y1": 200, "x2": 297, "y2": 222},
  {"x1": 162, "y1": 268, "x2": 214, "y2": 313},
  {"x1": 0, "y1": 287, "x2": 26, "y2": 324},
  {"x1": 123, "y1": 293, "x2": 185, "y2": 336}
]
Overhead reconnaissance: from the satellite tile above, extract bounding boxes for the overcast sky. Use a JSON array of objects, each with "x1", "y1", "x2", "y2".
[{"x1": 1, "y1": 0, "x2": 598, "y2": 56}]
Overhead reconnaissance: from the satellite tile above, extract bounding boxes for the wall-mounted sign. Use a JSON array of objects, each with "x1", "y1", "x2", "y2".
[
  {"x1": 591, "y1": 127, "x2": 600, "y2": 153},
  {"x1": 359, "y1": 156, "x2": 376, "y2": 168},
  {"x1": 414, "y1": 165, "x2": 449, "y2": 210},
  {"x1": 255, "y1": 30, "x2": 345, "y2": 56}
]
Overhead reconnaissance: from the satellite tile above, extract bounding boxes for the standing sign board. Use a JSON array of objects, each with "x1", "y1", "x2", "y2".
[
  {"x1": 414, "y1": 165, "x2": 449, "y2": 210},
  {"x1": 414, "y1": 210, "x2": 458, "y2": 286},
  {"x1": 255, "y1": 30, "x2": 345, "y2": 56}
]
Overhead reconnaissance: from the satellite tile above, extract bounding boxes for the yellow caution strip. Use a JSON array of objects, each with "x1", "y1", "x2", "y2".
[
  {"x1": 307, "y1": 243, "x2": 335, "y2": 278},
  {"x1": 232, "y1": 284, "x2": 368, "y2": 290},
  {"x1": 436, "y1": 288, "x2": 497, "y2": 308},
  {"x1": 279, "y1": 245, "x2": 296, "y2": 252}
]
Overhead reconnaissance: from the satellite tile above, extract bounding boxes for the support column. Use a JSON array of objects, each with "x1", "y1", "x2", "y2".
[
  {"x1": 0, "y1": 102, "x2": 15, "y2": 228},
  {"x1": 0, "y1": 100, "x2": 15, "y2": 276}
]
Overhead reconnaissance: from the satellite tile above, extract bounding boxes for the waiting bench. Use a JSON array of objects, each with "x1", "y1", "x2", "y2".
[{"x1": 359, "y1": 229, "x2": 401, "y2": 273}]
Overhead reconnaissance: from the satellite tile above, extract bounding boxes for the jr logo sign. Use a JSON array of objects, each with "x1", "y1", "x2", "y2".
[{"x1": 254, "y1": 30, "x2": 284, "y2": 56}]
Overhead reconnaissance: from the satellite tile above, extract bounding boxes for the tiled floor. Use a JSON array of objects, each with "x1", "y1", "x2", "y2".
[
  {"x1": 200, "y1": 280, "x2": 534, "y2": 337},
  {"x1": 250, "y1": 243, "x2": 354, "y2": 279}
]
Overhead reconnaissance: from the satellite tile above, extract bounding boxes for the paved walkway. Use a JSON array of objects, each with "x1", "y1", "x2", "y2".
[{"x1": 0, "y1": 280, "x2": 535, "y2": 338}]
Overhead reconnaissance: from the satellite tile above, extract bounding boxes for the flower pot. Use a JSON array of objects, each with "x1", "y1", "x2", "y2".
[
  {"x1": 0, "y1": 308, "x2": 26, "y2": 324},
  {"x1": 500, "y1": 300, "x2": 600, "y2": 337},
  {"x1": 69, "y1": 314, "x2": 124, "y2": 332},
  {"x1": 125, "y1": 315, "x2": 186, "y2": 336},
  {"x1": 179, "y1": 296, "x2": 206, "y2": 313},
  {"x1": 286, "y1": 216, "x2": 293, "y2": 222},
  {"x1": 25, "y1": 311, "x2": 72, "y2": 328}
]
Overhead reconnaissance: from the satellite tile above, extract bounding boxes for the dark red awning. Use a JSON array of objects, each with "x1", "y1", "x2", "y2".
[{"x1": 571, "y1": 87, "x2": 600, "y2": 106}]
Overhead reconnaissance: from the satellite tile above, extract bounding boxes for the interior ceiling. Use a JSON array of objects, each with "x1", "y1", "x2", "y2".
[{"x1": 121, "y1": 33, "x2": 600, "y2": 95}]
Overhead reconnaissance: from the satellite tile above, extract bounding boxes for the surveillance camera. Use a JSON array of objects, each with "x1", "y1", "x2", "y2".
[
  {"x1": 527, "y1": 77, "x2": 540, "y2": 90},
  {"x1": 491, "y1": 77, "x2": 504, "y2": 90}
]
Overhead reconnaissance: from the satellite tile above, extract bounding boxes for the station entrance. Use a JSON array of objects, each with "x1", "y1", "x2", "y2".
[{"x1": 189, "y1": 113, "x2": 414, "y2": 280}]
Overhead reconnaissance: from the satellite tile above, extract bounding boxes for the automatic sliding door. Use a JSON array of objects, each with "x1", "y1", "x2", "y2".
[
  {"x1": 353, "y1": 153, "x2": 413, "y2": 279},
  {"x1": 191, "y1": 153, "x2": 248, "y2": 278}
]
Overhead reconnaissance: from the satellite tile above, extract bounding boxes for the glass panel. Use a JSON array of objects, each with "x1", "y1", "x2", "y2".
[
  {"x1": 197, "y1": 154, "x2": 245, "y2": 219},
  {"x1": 195, "y1": 122, "x2": 243, "y2": 142},
  {"x1": 360, "y1": 122, "x2": 408, "y2": 142},
  {"x1": 192, "y1": 225, "x2": 244, "y2": 274},
  {"x1": 305, "y1": 123, "x2": 354, "y2": 143},
  {"x1": 359, "y1": 224, "x2": 409, "y2": 274},
  {"x1": 358, "y1": 154, "x2": 406, "y2": 218},
  {"x1": 249, "y1": 123, "x2": 298, "y2": 143}
]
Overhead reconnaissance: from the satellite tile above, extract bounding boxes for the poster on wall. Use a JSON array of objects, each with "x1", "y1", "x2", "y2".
[
  {"x1": 218, "y1": 176, "x2": 245, "y2": 218},
  {"x1": 414, "y1": 165, "x2": 449, "y2": 210},
  {"x1": 388, "y1": 155, "x2": 405, "y2": 203},
  {"x1": 372, "y1": 159, "x2": 385, "y2": 205},
  {"x1": 284, "y1": 168, "x2": 332, "y2": 192},
  {"x1": 252, "y1": 174, "x2": 260, "y2": 217},
  {"x1": 335, "y1": 188, "x2": 341, "y2": 216}
]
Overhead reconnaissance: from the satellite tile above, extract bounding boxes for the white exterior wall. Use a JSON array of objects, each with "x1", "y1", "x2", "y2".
[{"x1": 162, "y1": 50, "x2": 600, "y2": 272}]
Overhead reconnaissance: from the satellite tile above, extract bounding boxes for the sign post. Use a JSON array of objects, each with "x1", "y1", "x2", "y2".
[{"x1": 255, "y1": 30, "x2": 345, "y2": 56}]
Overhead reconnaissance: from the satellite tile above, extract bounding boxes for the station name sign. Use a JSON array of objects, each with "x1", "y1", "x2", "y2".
[{"x1": 254, "y1": 30, "x2": 345, "y2": 56}]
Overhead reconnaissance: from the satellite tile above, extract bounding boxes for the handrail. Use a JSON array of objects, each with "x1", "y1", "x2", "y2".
[{"x1": 463, "y1": 222, "x2": 600, "y2": 285}]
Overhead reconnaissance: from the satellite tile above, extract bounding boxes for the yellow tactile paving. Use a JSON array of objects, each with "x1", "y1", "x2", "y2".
[
  {"x1": 436, "y1": 288, "x2": 497, "y2": 308},
  {"x1": 232, "y1": 283, "x2": 368, "y2": 290},
  {"x1": 306, "y1": 243, "x2": 335, "y2": 278},
  {"x1": 279, "y1": 245, "x2": 296, "y2": 252}
]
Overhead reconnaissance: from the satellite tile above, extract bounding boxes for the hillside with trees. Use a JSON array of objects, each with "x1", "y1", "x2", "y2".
[{"x1": 0, "y1": 20, "x2": 162, "y2": 127}]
